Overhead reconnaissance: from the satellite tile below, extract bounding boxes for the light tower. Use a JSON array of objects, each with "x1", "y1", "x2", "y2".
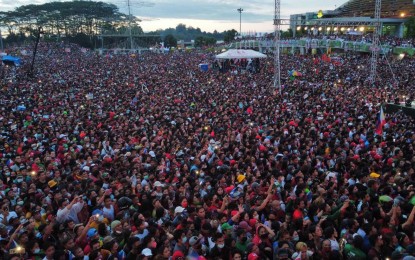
[
  {"x1": 237, "y1": 8, "x2": 243, "y2": 37},
  {"x1": 128, "y1": 0, "x2": 134, "y2": 50},
  {"x1": 369, "y1": 0, "x2": 382, "y2": 84},
  {"x1": 273, "y1": 0, "x2": 281, "y2": 93}
]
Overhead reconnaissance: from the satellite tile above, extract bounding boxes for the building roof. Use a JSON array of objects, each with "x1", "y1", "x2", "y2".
[{"x1": 335, "y1": 0, "x2": 415, "y2": 18}]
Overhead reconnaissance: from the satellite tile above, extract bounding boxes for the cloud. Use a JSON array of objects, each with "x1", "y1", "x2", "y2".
[{"x1": 0, "y1": 0, "x2": 347, "y2": 32}]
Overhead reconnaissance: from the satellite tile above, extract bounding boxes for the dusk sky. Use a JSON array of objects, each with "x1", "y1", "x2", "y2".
[{"x1": 1, "y1": 0, "x2": 347, "y2": 33}]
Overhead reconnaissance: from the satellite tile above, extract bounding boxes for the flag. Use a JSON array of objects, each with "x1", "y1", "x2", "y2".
[
  {"x1": 322, "y1": 54, "x2": 331, "y2": 62},
  {"x1": 375, "y1": 106, "x2": 386, "y2": 135}
]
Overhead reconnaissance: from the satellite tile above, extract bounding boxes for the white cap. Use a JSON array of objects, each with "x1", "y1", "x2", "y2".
[
  {"x1": 141, "y1": 248, "x2": 152, "y2": 256},
  {"x1": 149, "y1": 151, "x2": 156, "y2": 157},
  {"x1": 174, "y1": 206, "x2": 185, "y2": 214},
  {"x1": 154, "y1": 181, "x2": 164, "y2": 188},
  {"x1": 325, "y1": 171, "x2": 337, "y2": 181}
]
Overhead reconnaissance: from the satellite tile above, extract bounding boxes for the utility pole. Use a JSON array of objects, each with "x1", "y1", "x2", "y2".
[
  {"x1": 237, "y1": 8, "x2": 243, "y2": 38},
  {"x1": 369, "y1": 0, "x2": 382, "y2": 84},
  {"x1": 273, "y1": 0, "x2": 281, "y2": 93}
]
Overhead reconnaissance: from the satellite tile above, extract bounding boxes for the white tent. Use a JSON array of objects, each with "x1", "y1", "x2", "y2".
[{"x1": 216, "y1": 49, "x2": 267, "y2": 59}]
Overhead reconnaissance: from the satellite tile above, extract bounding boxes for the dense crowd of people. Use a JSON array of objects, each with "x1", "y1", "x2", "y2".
[{"x1": 0, "y1": 41, "x2": 414, "y2": 260}]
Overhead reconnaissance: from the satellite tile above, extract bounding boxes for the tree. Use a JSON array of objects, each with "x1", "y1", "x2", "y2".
[
  {"x1": 164, "y1": 34, "x2": 177, "y2": 48},
  {"x1": 405, "y1": 17, "x2": 415, "y2": 38},
  {"x1": 194, "y1": 36, "x2": 216, "y2": 47},
  {"x1": 281, "y1": 29, "x2": 293, "y2": 38},
  {"x1": 0, "y1": 1, "x2": 132, "y2": 46},
  {"x1": 223, "y1": 29, "x2": 238, "y2": 43}
]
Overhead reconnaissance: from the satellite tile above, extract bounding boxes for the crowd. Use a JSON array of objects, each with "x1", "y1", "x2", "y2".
[{"x1": 0, "y1": 41, "x2": 414, "y2": 260}]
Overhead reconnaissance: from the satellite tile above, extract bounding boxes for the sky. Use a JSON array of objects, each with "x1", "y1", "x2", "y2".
[{"x1": 1, "y1": 0, "x2": 347, "y2": 33}]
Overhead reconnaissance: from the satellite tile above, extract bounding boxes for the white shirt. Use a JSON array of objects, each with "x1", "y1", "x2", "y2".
[
  {"x1": 56, "y1": 202, "x2": 84, "y2": 224},
  {"x1": 103, "y1": 204, "x2": 115, "y2": 221},
  {"x1": 0, "y1": 211, "x2": 18, "y2": 224},
  {"x1": 330, "y1": 238, "x2": 340, "y2": 251}
]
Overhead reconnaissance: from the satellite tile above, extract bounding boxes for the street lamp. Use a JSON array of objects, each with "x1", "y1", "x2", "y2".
[{"x1": 237, "y1": 8, "x2": 243, "y2": 38}]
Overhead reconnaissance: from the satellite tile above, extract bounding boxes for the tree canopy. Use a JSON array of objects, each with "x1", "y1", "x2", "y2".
[
  {"x1": 0, "y1": 1, "x2": 147, "y2": 47},
  {"x1": 0, "y1": 1, "x2": 245, "y2": 48},
  {"x1": 405, "y1": 17, "x2": 415, "y2": 38}
]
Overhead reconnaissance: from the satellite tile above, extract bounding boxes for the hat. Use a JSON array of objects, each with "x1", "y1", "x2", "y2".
[
  {"x1": 154, "y1": 181, "x2": 164, "y2": 188},
  {"x1": 149, "y1": 151, "x2": 156, "y2": 158},
  {"x1": 110, "y1": 220, "x2": 121, "y2": 230},
  {"x1": 87, "y1": 228, "x2": 97, "y2": 238},
  {"x1": 249, "y1": 219, "x2": 257, "y2": 227},
  {"x1": 92, "y1": 209, "x2": 103, "y2": 216},
  {"x1": 172, "y1": 251, "x2": 185, "y2": 260},
  {"x1": 251, "y1": 182, "x2": 260, "y2": 189},
  {"x1": 189, "y1": 236, "x2": 201, "y2": 246},
  {"x1": 48, "y1": 180, "x2": 58, "y2": 188},
  {"x1": 221, "y1": 223, "x2": 233, "y2": 230},
  {"x1": 239, "y1": 221, "x2": 252, "y2": 232},
  {"x1": 248, "y1": 253, "x2": 259, "y2": 260},
  {"x1": 237, "y1": 174, "x2": 246, "y2": 183},
  {"x1": 73, "y1": 223, "x2": 83, "y2": 233},
  {"x1": 370, "y1": 172, "x2": 380, "y2": 178},
  {"x1": 141, "y1": 248, "x2": 152, "y2": 256},
  {"x1": 387, "y1": 158, "x2": 394, "y2": 166},
  {"x1": 82, "y1": 166, "x2": 90, "y2": 172},
  {"x1": 102, "y1": 236, "x2": 114, "y2": 244},
  {"x1": 174, "y1": 206, "x2": 185, "y2": 215}
]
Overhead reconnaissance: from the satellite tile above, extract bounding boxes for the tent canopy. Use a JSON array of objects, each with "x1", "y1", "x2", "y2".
[
  {"x1": 2, "y1": 55, "x2": 21, "y2": 66},
  {"x1": 216, "y1": 49, "x2": 267, "y2": 60}
]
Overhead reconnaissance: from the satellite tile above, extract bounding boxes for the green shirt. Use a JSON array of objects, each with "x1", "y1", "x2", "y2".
[{"x1": 344, "y1": 244, "x2": 366, "y2": 260}]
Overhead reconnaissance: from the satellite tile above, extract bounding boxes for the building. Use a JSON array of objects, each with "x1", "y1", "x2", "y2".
[
  {"x1": 290, "y1": 0, "x2": 415, "y2": 37},
  {"x1": 335, "y1": 0, "x2": 415, "y2": 18}
]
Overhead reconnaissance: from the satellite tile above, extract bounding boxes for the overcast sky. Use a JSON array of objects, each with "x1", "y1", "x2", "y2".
[{"x1": 1, "y1": 0, "x2": 347, "y2": 32}]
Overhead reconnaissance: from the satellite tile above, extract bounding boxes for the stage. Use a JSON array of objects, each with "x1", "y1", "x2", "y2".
[{"x1": 385, "y1": 103, "x2": 415, "y2": 118}]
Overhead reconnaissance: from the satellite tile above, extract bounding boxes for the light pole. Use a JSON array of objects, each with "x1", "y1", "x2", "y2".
[
  {"x1": 237, "y1": 8, "x2": 243, "y2": 38},
  {"x1": 0, "y1": 29, "x2": 3, "y2": 52}
]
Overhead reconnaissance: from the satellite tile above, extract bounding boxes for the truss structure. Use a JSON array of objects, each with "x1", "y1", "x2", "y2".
[
  {"x1": 273, "y1": 0, "x2": 281, "y2": 93},
  {"x1": 369, "y1": 0, "x2": 382, "y2": 84}
]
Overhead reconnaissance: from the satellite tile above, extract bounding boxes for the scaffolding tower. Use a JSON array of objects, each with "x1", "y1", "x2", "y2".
[
  {"x1": 369, "y1": 0, "x2": 382, "y2": 84},
  {"x1": 273, "y1": 0, "x2": 281, "y2": 93}
]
